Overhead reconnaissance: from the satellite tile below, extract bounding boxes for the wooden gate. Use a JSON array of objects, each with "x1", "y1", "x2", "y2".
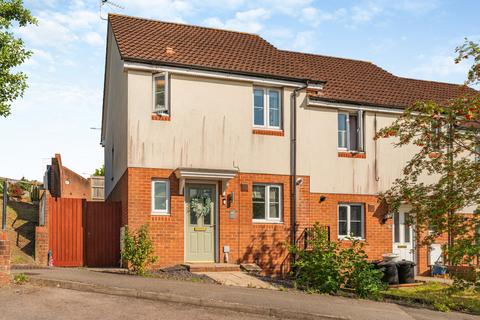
[
  {"x1": 85, "y1": 201, "x2": 121, "y2": 267},
  {"x1": 48, "y1": 198, "x2": 84, "y2": 267},
  {"x1": 48, "y1": 198, "x2": 121, "y2": 267}
]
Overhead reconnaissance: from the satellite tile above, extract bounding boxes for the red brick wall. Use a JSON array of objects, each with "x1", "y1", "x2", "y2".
[
  {"x1": 35, "y1": 226, "x2": 49, "y2": 266},
  {"x1": 114, "y1": 167, "x2": 440, "y2": 275},
  {"x1": 0, "y1": 231, "x2": 10, "y2": 285},
  {"x1": 309, "y1": 193, "x2": 392, "y2": 261}
]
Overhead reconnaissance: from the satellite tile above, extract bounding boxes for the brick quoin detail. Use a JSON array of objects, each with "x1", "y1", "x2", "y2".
[
  {"x1": 108, "y1": 168, "x2": 439, "y2": 275},
  {"x1": 0, "y1": 231, "x2": 11, "y2": 285},
  {"x1": 151, "y1": 114, "x2": 171, "y2": 121},
  {"x1": 35, "y1": 226, "x2": 49, "y2": 266},
  {"x1": 252, "y1": 129, "x2": 284, "y2": 136}
]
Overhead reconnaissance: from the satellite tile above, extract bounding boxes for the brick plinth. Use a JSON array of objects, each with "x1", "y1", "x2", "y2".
[
  {"x1": 0, "y1": 231, "x2": 11, "y2": 285},
  {"x1": 35, "y1": 226, "x2": 49, "y2": 266}
]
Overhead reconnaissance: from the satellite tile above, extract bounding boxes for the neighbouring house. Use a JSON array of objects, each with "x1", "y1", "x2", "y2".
[
  {"x1": 44, "y1": 154, "x2": 105, "y2": 201},
  {"x1": 35, "y1": 154, "x2": 116, "y2": 267},
  {"x1": 101, "y1": 14, "x2": 477, "y2": 275}
]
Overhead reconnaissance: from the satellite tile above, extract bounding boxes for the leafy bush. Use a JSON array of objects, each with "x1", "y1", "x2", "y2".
[
  {"x1": 291, "y1": 223, "x2": 385, "y2": 298},
  {"x1": 93, "y1": 165, "x2": 105, "y2": 176},
  {"x1": 121, "y1": 225, "x2": 158, "y2": 276},
  {"x1": 8, "y1": 183, "x2": 24, "y2": 200},
  {"x1": 13, "y1": 273, "x2": 29, "y2": 284},
  {"x1": 341, "y1": 240, "x2": 385, "y2": 299},
  {"x1": 30, "y1": 185, "x2": 40, "y2": 202},
  {"x1": 16, "y1": 178, "x2": 31, "y2": 192},
  {"x1": 290, "y1": 225, "x2": 342, "y2": 294}
]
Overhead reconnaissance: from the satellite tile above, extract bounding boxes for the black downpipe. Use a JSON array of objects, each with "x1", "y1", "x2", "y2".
[{"x1": 291, "y1": 83, "x2": 308, "y2": 256}]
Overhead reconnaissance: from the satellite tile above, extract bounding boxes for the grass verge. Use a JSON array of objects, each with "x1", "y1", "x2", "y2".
[{"x1": 385, "y1": 282, "x2": 480, "y2": 314}]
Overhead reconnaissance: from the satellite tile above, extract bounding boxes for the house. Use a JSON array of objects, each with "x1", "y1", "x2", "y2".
[{"x1": 101, "y1": 14, "x2": 476, "y2": 275}]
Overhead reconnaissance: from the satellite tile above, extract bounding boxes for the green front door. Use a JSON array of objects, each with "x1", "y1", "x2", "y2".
[{"x1": 185, "y1": 184, "x2": 216, "y2": 262}]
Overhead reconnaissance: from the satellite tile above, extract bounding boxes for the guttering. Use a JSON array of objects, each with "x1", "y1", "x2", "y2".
[
  {"x1": 123, "y1": 61, "x2": 307, "y2": 88},
  {"x1": 291, "y1": 82, "x2": 308, "y2": 253},
  {"x1": 307, "y1": 97, "x2": 405, "y2": 115}
]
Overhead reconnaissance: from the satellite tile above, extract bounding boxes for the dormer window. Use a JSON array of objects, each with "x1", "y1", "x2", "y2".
[{"x1": 153, "y1": 73, "x2": 169, "y2": 115}]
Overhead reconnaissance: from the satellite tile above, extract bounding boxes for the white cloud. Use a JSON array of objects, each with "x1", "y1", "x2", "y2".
[
  {"x1": 16, "y1": 16, "x2": 79, "y2": 50},
  {"x1": 351, "y1": 1, "x2": 383, "y2": 23},
  {"x1": 407, "y1": 53, "x2": 470, "y2": 82},
  {"x1": 291, "y1": 30, "x2": 316, "y2": 52},
  {"x1": 204, "y1": 8, "x2": 270, "y2": 33},
  {"x1": 301, "y1": 7, "x2": 346, "y2": 27},
  {"x1": 392, "y1": 0, "x2": 440, "y2": 14},
  {"x1": 84, "y1": 32, "x2": 104, "y2": 46}
]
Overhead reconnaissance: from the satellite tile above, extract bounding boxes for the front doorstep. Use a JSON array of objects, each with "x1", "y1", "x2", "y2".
[{"x1": 182, "y1": 263, "x2": 240, "y2": 273}]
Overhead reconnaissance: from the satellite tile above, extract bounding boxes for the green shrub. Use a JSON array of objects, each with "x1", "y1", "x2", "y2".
[
  {"x1": 30, "y1": 185, "x2": 40, "y2": 202},
  {"x1": 8, "y1": 183, "x2": 24, "y2": 200},
  {"x1": 341, "y1": 240, "x2": 385, "y2": 299},
  {"x1": 291, "y1": 223, "x2": 385, "y2": 299},
  {"x1": 14, "y1": 273, "x2": 29, "y2": 284},
  {"x1": 121, "y1": 225, "x2": 158, "y2": 276},
  {"x1": 291, "y1": 224, "x2": 341, "y2": 294}
]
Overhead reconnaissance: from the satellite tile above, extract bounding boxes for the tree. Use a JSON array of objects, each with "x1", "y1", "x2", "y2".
[
  {"x1": 93, "y1": 165, "x2": 104, "y2": 176},
  {"x1": 376, "y1": 40, "x2": 480, "y2": 266},
  {"x1": 0, "y1": 0, "x2": 36, "y2": 117}
]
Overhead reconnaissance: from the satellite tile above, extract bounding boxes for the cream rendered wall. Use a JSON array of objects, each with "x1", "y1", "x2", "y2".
[
  {"x1": 121, "y1": 68, "x2": 474, "y2": 213},
  {"x1": 104, "y1": 29, "x2": 128, "y2": 197},
  {"x1": 296, "y1": 106, "x2": 420, "y2": 195},
  {"x1": 127, "y1": 72, "x2": 292, "y2": 174}
]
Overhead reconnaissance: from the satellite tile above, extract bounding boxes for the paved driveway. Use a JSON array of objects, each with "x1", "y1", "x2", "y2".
[{"x1": 0, "y1": 285, "x2": 272, "y2": 320}]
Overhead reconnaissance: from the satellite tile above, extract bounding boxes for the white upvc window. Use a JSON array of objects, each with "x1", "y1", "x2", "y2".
[
  {"x1": 153, "y1": 73, "x2": 169, "y2": 115},
  {"x1": 151, "y1": 180, "x2": 170, "y2": 215},
  {"x1": 338, "y1": 203, "x2": 364, "y2": 239},
  {"x1": 253, "y1": 88, "x2": 282, "y2": 129},
  {"x1": 252, "y1": 184, "x2": 282, "y2": 223},
  {"x1": 338, "y1": 110, "x2": 364, "y2": 151}
]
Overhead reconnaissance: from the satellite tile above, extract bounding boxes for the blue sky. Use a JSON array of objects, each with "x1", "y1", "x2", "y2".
[{"x1": 0, "y1": 0, "x2": 478, "y2": 181}]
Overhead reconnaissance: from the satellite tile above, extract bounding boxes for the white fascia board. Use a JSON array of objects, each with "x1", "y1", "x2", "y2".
[
  {"x1": 307, "y1": 97, "x2": 406, "y2": 115},
  {"x1": 123, "y1": 61, "x2": 306, "y2": 88}
]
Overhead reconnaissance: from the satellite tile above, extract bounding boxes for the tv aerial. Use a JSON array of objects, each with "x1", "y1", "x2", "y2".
[{"x1": 99, "y1": 0, "x2": 124, "y2": 20}]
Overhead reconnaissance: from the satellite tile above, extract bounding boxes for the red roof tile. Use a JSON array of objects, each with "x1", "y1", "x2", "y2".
[{"x1": 109, "y1": 14, "x2": 477, "y2": 109}]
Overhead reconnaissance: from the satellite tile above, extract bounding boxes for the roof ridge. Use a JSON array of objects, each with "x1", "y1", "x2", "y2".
[
  {"x1": 108, "y1": 13, "x2": 276, "y2": 47},
  {"x1": 279, "y1": 48, "x2": 374, "y2": 65},
  {"x1": 395, "y1": 75, "x2": 468, "y2": 87}
]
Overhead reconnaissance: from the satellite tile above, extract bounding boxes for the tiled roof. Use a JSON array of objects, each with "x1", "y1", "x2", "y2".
[{"x1": 109, "y1": 14, "x2": 476, "y2": 109}]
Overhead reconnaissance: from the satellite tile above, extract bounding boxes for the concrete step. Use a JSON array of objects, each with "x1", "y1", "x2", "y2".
[
  {"x1": 183, "y1": 263, "x2": 240, "y2": 272},
  {"x1": 196, "y1": 271, "x2": 277, "y2": 290}
]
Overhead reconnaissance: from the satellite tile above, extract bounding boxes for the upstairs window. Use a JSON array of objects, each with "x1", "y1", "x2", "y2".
[
  {"x1": 153, "y1": 73, "x2": 169, "y2": 115},
  {"x1": 338, "y1": 110, "x2": 364, "y2": 151},
  {"x1": 253, "y1": 88, "x2": 282, "y2": 129}
]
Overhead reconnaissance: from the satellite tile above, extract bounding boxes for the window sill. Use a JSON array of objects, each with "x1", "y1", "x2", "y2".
[
  {"x1": 252, "y1": 220, "x2": 283, "y2": 224},
  {"x1": 152, "y1": 114, "x2": 170, "y2": 121},
  {"x1": 252, "y1": 129, "x2": 284, "y2": 136},
  {"x1": 338, "y1": 151, "x2": 366, "y2": 159},
  {"x1": 151, "y1": 212, "x2": 170, "y2": 216},
  {"x1": 338, "y1": 236, "x2": 365, "y2": 241}
]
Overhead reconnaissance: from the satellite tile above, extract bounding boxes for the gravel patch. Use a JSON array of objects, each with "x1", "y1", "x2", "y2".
[{"x1": 150, "y1": 265, "x2": 218, "y2": 284}]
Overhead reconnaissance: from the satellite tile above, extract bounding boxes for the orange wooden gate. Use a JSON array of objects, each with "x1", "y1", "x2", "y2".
[
  {"x1": 85, "y1": 201, "x2": 121, "y2": 267},
  {"x1": 48, "y1": 198, "x2": 84, "y2": 267},
  {"x1": 48, "y1": 198, "x2": 121, "y2": 267}
]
